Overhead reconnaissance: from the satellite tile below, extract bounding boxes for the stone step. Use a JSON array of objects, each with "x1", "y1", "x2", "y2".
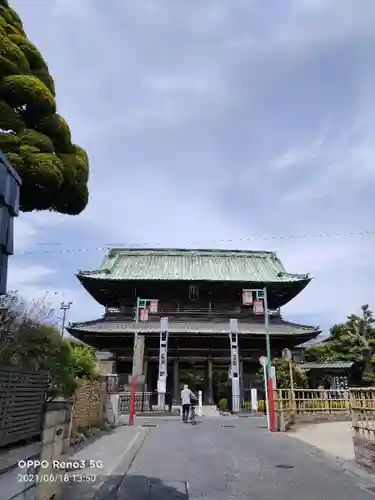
[{"x1": 202, "y1": 405, "x2": 220, "y2": 417}]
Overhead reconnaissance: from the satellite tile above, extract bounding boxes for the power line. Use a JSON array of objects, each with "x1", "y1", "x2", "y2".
[{"x1": 16, "y1": 229, "x2": 375, "y2": 256}]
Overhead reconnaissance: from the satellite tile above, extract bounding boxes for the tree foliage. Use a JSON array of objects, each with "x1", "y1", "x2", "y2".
[
  {"x1": 67, "y1": 339, "x2": 97, "y2": 380},
  {"x1": 273, "y1": 358, "x2": 308, "y2": 389},
  {"x1": 0, "y1": 0, "x2": 89, "y2": 214},
  {"x1": 305, "y1": 304, "x2": 375, "y2": 383},
  {"x1": 0, "y1": 291, "x2": 97, "y2": 398}
]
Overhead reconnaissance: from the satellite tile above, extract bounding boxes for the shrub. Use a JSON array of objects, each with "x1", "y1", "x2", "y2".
[
  {"x1": 258, "y1": 400, "x2": 265, "y2": 412},
  {"x1": 0, "y1": 292, "x2": 97, "y2": 399},
  {"x1": 297, "y1": 400, "x2": 348, "y2": 410},
  {"x1": 218, "y1": 398, "x2": 228, "y2": 411}
]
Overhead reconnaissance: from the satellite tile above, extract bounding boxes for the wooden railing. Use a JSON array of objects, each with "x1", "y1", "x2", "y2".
[
  {"x1": 350, "y1": 387, "x2": 375, "y2": 469},
  {"x1": 350, "y1": 387, "x2": 375, "y2": 435},
  {"x1": 274, "y1": 389, "x2": 350, "y2": 431},
  {"x1": 105, "y1": 304, "x2": 281, "y2": 319}
]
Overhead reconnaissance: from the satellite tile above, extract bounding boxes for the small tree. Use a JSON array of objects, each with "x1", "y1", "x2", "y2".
[
  {"x1": 273, "y1": 358, "x2": 308, "y2": 389},
  {"x1": 0, "y1": 292, "x2": 96, "y2": 398},
  {"x1": 305, "y1": 304, "x2": 375, "y2": 384},
  {"x1": 68, "y1": 341, "x2": 97, "y2": 380}
]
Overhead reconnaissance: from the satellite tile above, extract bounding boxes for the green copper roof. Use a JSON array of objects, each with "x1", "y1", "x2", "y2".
[{"x1": 78, "y1": 248, "x2": 310, "y2": 283}]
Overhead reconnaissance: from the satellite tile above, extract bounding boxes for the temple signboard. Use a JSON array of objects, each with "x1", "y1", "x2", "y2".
[
  {"x1": 149, "y1": 300, "x2": 158, "y2": 313},
  {"x1": 242, "y1": 289, "x2": 253, "y2": 305},
  {"x1": 253, "y1": 299, "x2": 264, "y2": 315},
  {"x1": 140, "y1": 308, "x2": 149, "y2": 321}
]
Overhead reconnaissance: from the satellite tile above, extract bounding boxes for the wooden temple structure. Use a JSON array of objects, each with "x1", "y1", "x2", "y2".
[{"x1": 67, "y1": 248, "x2": 320, "y2": 404}]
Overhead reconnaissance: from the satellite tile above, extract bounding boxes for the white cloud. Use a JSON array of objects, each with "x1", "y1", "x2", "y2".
[
  {"x1": 7, "y1": 0, "x2": 375, "y2": 335},
  {"x1": 8, "y1": 264, "x2": 55, "y2": 285},
  {"x1": 142, "y1": 73, "x2": 224, "y2": 95}
]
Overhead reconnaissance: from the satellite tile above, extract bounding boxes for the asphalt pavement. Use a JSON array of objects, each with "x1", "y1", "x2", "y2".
[
  {"x1": 59, "y1": 415, "x2": 375, "y2": 499},
  {"x1": 118, "y1": 415, "x2": 375, "y2": 500}
]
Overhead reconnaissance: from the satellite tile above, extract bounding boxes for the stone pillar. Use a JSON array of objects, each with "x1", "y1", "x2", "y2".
[
  {"x1": 129, "y1": 334, "x2": 145, "y2": 391},
  {"x1": 135, "y1": 335, "x2": 145, "y2": 375},
  {"x1": 173, "y1": 358, "x2": 180, "y2": 403},
  {"x1": 96, "y1": 360, "x2": 115, "y2": 375}
]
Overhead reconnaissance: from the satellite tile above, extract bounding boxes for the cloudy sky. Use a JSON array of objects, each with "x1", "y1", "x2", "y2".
[{"x1": 8, "y1": 0, "x2": 375, "y2": 334}]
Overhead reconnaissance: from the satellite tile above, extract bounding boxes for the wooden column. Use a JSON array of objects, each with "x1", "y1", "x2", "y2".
[
  {"x1": 143, "y1": 358, "x2": 148, "y2": 391},
  {"x1": 204, "y1": 358, "x2": 213, "y2": 404},
  {"x1": 173, "y1": 358, "x2": 180, "y2": 403}
]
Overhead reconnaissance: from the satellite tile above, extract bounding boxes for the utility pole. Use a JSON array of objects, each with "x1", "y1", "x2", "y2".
[{"x1": 60, "y1": 301, "x2": 72, "y2": 336}]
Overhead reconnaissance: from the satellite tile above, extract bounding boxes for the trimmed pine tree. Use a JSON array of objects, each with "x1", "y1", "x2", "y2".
[{"x1": 0, "y1": 0, "x2": 89, "y2": 214}]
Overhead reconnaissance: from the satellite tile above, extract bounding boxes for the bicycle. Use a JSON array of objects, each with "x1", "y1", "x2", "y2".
[{"x1": 190, "y1": 403, "x2": 196, "y2": 425}]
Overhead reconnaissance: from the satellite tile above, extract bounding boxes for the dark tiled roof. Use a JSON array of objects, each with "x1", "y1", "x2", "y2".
[{"x1": 69, "y1": 318, "x2": 319, "y2": 336}]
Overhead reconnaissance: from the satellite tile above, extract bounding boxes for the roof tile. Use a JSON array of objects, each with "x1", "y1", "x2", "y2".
[
  {"x1": 79, "y1": 248, "x2": 309, "y2": 283},
  {"x1": 69, "y1": 319, "x2": 319, "y2": 335}
]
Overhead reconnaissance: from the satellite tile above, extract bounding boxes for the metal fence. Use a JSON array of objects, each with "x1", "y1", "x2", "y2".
[
  {"x1": 0, "y1": 365, "x2": 49, "y2": 448},
  {"x1": 118, "y1": 391, "x2": 173, "y2": 414}
]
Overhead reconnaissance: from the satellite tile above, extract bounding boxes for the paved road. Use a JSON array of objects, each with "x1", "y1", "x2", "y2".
[
  {"x1": 117, "y1": 416, "x2": 375, "y2": 499},
  {"x1": 60, "y1": 416, "x2": 375, "y2": 499},
  {"x1": 288, "y1": 421, "x2": 355, "y2": 460}
]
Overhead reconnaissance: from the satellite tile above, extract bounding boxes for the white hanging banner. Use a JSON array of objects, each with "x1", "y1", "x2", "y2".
[
  {"x1": 242, "y1": 289, "x2": 253, "y2": 305},
  {"x1": 139, "y1": 308, "x2": 149, "y2": 321},
  {"x1": 157, "y1": 379, "x2": 166, "y2": 393},
  {"x1": 253, "y1": 299, "x2": 264, "y2": 315},
  {"x1": 157, "y1": 317, "x2": 168, "y2": 394},
  {"x1": 149, "y1": 300, "x2": 158, "y2": 313},
  {"x1": 229, "y1": 319, "x2": 240, "y2": 413}
]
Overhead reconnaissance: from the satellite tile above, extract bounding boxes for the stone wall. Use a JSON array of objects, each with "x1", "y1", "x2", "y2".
[
  {"x1": 36, "y1": 401, "x2": 73, "y2": 500},
  {"x1": 353, "y1": 435, "x2": 375, "y2": 470},
  {"x1": 72, "y1": 378, "x2": 107, "y2": 431},
  {"x1": 0, "y1": 400, "x2": 73, "y2": 500},
  {"x1": 0, "y1": 440, "x2": 42, "y2": 500}
]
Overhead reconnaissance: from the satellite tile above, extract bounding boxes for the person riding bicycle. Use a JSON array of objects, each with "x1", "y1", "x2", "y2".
[{"x1": 181, "y1": 384, "x2": 197, "y2": 423}]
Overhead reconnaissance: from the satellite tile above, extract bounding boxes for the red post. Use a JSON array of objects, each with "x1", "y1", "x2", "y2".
[
  {"x1": 267, "y1": 377, "x2": 276, "y2": 432},
  {"x1": 128, "y1": 374, "x2": 136, "y2": 426}
]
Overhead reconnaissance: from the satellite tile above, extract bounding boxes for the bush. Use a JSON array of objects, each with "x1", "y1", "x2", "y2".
[
  {"x1": 0, "y1": 292, "x2": 97, "y2": 399},
  {"x1": 297, "y1": 400, "x2": 348, "y2": 410},
  {"x1": 218, "y1": 398, "x2": 228, "y2": 411},
  {"x1": 258, "y1": 400, "x2": 265, "y2": 412}
]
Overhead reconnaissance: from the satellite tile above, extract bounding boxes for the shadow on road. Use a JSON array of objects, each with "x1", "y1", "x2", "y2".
[
  {"x1": 117, "y1": 473, "x2": 188, "y2": 499},
  {"x1": 59, "y1": 473, "x2": 188, "y2": 499}
]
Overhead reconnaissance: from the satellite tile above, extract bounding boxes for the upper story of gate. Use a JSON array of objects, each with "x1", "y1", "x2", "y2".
[{"x1": 76, "y1": 247, "x2": 311, "y2": 321}]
